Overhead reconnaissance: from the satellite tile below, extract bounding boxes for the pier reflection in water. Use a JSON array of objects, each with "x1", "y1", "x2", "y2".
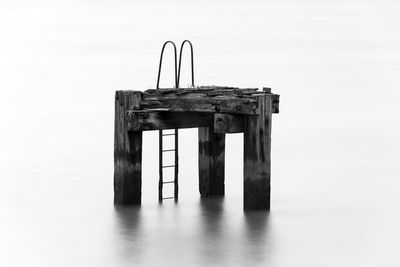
[{"x1": 113, "y1": 197, "x2": 272, "y2": 266}]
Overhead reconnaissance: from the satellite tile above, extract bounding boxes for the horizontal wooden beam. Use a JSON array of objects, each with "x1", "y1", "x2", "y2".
[
  {"x1": 116, "y1": 89, "x2": 279, "y2": 115},
  {"x1": 126, "y1": 111, "x2": 214, "y2": 131},
  {"x1": 214, "y1": 114, "x2": 244, "y2": 133},
  {"x1": 144, "y1": 87, "x2": 260, "y2": 97},
  {"x1": 139, "y1": 97, "x2": 258, "y2": 115},
  {"x1": 126, "y1": 111, "x2": 248, "y2": 133}
]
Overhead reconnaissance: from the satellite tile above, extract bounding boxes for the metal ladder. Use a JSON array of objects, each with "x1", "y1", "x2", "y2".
[
  {"x1": 159, "y1": 129, "x2": 178, "y2": 201},
  {"x1": 156, "y1": 40, "x2": 194, "y2": 202}
]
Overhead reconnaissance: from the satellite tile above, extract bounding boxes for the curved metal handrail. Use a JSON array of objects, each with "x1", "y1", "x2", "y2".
[
  {"x1": 156, "y1": 41, "x2": 178, "y2": 89},
  {"x1": 177, "y1": 40, "x2": 194, "y2": 87}
]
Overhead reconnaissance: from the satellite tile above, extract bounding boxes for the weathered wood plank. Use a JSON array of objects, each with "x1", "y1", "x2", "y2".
[
  {"x1": 198, "y1": 127, "x2": 225, "y2": 196},
  {"x1": 121, "y1": 87, "x2": 279, "y2": 115},
  {"x1": 243, "y1": 94, "x2": 272, "y2": 210},
  {"x1": 214, "y1": 113, "x2": 244, "y2": 133},
  {"x1": 144, "y1": 87, "x2": 259, "y2": 97},
  {"x1": 126, "y1": 111, "x2": 214, "y2": 131},
  {"x1": 140, "y1": 97, "x2": 258, "y2": 115},
  {"x1": 114, "y1": 91, "x2": 143, "y2": 205}
]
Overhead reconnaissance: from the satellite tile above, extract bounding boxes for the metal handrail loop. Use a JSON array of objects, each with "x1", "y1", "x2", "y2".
[{"x1": 156, "y1": 41, "x2": 178, "y2": 89}]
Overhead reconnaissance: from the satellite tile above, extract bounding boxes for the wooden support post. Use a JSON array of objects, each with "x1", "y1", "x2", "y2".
[
  {"x1": 198, "y1": 127, "x2": 225, "y2": 197},
  {"x1": 114, "y1": 91, "x2": 143, "y2": 205},
  {"x1": 243, "y1": 95, "x2": 272, "y2": 210}
]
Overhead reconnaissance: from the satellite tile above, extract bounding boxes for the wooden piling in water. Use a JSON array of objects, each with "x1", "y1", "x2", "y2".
[
  {"x1": 198, "y1": 127, "x2": 225, "y2": 196},
  {"x1": 243, "y1": 94, "x2": 272, "y2": 209},
  {"x1": 114, "y1": 91, "x2": 143, "y2": 205}
]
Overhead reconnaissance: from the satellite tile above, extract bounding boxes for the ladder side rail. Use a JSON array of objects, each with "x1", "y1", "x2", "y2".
[{"x1": 156, "y1": 41, "x2": 178, "y2": 202}]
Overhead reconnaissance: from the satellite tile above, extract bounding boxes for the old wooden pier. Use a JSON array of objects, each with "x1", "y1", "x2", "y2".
[{"x1": 114, "y1": 86, "x2": 280, "y2": 209}]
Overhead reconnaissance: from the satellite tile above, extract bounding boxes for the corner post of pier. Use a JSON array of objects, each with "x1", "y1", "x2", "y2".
[
  {"x1": 114, "y1": 91, "x2": 143, "y2": 205},
  {"x1": 243, "y1": 94, "x2": 272, "y2": 210},
  {"x1": 198, "y1": 126, "x2": 226, "y2": 197}
]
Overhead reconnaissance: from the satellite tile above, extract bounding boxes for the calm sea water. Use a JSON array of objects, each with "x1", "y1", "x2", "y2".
[{"x1": 1, "y1": 0, "x2": 399, "y2": 266}]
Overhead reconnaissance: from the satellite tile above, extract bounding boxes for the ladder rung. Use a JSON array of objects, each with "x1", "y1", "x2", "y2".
[
  {"x1": 162, "y1": 149, "x2": 175, "y2": 152},
  {"x1": 162, "y1": 133, "x2": 176, "y2": 136},
  {"x1": 162, "y1": 165, "x2": 175, "y2": 168},
  {"x1": 162, "y1": 197, "x2": 175, "y2": 199},
  {"x1": 163, "y1": 181, "x2": 175, "y2": 184}
]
